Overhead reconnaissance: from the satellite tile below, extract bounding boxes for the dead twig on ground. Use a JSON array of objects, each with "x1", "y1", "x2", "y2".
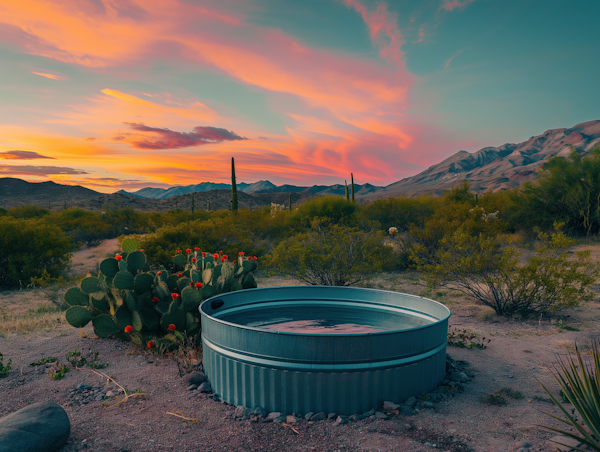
[
  {"x1": 167, "y1": 411, "x2": 201, "y2": 423},
  {"x1": 282, "y1": 423, "x2": 299, "y2": 434},
  {"x1": 91, "y1": 369, "x2": 147, "y2": 408}
]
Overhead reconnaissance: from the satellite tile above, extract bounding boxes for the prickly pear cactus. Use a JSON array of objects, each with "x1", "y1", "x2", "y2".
[{"x1": 63, "y1": 238, "x2": 259, "y2": 348}]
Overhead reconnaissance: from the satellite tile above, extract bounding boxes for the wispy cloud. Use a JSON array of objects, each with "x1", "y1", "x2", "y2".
[
  {"x1": 124, "y1": 123, "x2": 247, "y2": 150},
  {"x1": 440, "y1": 0, "x2": 477, "y2": 12},
  {"x1": 31, "y1": 71, "x2": 72, "y2": 80},
  {"x1": 0, "y1": 165, "x2": 88, "y2": 175},
  {"x1": 0, "y1": 150, "x2": 55, "y2": 160},
  {"x1": 444, "y1": 49, "x2": 464, "y2": 69},
  {"x1": 339, "y1": 0, "x2": 405, "y2": 67}
]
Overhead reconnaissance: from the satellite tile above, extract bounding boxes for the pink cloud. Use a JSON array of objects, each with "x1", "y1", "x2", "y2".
[
  {"x1": 440, "y1": 0, "x2": 476, "y2": 12},
  {"x1": 339, "y1": 0, "x2": 405, "y2": 67},
  {"x1": 124, "y1": 122, "x2": 247, "y2": 149}
]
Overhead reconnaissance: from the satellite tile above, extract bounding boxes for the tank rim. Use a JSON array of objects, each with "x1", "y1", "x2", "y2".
[{"x1": 199, "y1": 285, "x2": 451, "y2": 337}]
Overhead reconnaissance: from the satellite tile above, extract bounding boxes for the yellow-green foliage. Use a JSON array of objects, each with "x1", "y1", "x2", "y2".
[
  {"x1": 268, "y1": 223, "x2": 394, "y2": 286},
  {"x1": 140, "y1": 211, "x2": 265, "y2": 270},
  {"x1": 288, "y1": 195, "x2": 356, "y2": 229},
  {"x1": 417, "y1": 224, "x2": 599, "y2": 315},
  {"x1": 355, "y1": 195, "x2": 439, "y2": 232},
  {"x1": 0, "y1": 216, "x2": 71, "y2": 288}
]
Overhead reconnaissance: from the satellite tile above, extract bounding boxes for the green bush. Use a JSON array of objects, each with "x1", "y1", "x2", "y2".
[
  {"x1": 0, "y1": 216, "x2": 71, "y2": 288},
  {"x1": 356, "y1": 195, "x2": 439, "y2": 233},
  {"x1": 288, "y1": 195, "x2": 356, "y2": 229},
  {"x1": 518, "y1": 147, "x2": 600, "y2": 236},
  {"x1": 6, "y1": 205, "x2": 50, "y2": 219},
  {"x1": 268, "y1": 223, "x2": 393, "y2": 286},
  {"x1": 418, "y1": 224, "x2": 599, "y2": 315},
  {"x1": 140, "y1": 212, "x2": 264, "y2": 270}
]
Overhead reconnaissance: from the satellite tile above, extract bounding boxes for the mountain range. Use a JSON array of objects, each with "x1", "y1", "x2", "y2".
[
  {"x1": 118, "y1": 181, "x2": 383, "y2": 199},
  {"x1": 1, "y1": 119, "x2": 598, "y2": 209}
]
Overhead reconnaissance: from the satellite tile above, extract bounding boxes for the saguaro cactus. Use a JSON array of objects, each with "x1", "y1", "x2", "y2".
[
  {"x1": 345, "y1": 180, "x2": 349, "y2": 201},
  {"x1": 191, "y1": 192, "x2": 195, "y2": 213},
  {"x1": 351, "y1": 173, "x2": 355, "y2": 202},
  {"x1": 231, "y1": 157, "x2": 238, "y2": 212}
]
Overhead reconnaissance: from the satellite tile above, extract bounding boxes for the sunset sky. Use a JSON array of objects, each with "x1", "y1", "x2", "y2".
[{"x1": 0, "y1": 0, "x2": 598, "y2": 192}]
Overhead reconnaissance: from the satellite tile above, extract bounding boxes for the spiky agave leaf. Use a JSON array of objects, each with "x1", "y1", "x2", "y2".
[{"x1": 539, "y1": 342, "x2": 600, "y2": 452}]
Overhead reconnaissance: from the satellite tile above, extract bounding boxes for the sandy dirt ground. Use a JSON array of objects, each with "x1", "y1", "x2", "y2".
[{"x1": 1, "y1": 239, "x2": 599, "y2": 452}]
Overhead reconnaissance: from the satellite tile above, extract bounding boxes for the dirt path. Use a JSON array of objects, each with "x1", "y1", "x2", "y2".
[{"x1": 1, "y1": 239, "x2": 599, "y2": 452}]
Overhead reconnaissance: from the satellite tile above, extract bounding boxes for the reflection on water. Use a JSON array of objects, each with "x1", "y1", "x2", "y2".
[
  {"x1": 257, "y1": 319, "x2": 385, "y2": 334},
  {"x1": 218, "y1": 305, "x2": 432, "y2": 334}
]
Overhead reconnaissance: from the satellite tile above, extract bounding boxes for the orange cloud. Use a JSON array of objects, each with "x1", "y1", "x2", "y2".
[
  {"x1": 440, "y1": 0, "x2": 476, "y2": 12},
  {"x1": 31, "y1": 71, "x2": 72, "y2": 80}
]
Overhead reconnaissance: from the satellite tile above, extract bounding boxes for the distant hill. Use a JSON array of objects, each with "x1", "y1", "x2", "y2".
[
  {"x1": 0, "y1": 178, "x2": 101, "y2": 209},
  {"x1": 120, "y1": 180, "x2": 384, "y2": 199},
  {"x1": 373, "y1": 120, "x2": 600, "y2": 198}
]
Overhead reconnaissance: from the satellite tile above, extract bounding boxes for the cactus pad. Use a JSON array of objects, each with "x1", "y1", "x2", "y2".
[
  {"x1": 132, "y1": 311, "x2": 143, "y2": 332},
  {"x1": 166, "y1": 274, "x2": 178, "y2": 291},
  {"x1": 92, "y1": 315, "x2": 120, "y2": 337},
  {"x1": 185, "y1": 312, "x2": 200, "y2": 335},
  {"x1": 115, "y1": 306, "x2": 132, "y2": 330},
  {"x1": 64, "y1": 287, "x2": 89, "y2": 307},
  {"x1": 181, "y1": 286, "x2": 201, "y2": 312},
  {"x1": 134, "y1": 273, "x2": 153, "y2": 294},
  {"x1": 203, "y1": 284, "x2": 217, "y2": 299},
  {"x1": 178, "y1": 277, "x2": 191, "y2": 292},
  {"x1": 127, "y1": 251, "x2": 146, "y2": 274},
  {"x1": 160, "y1": 308, "x2": 185, "y2": 332},
  {"x1": 99, "y1": 258, "x2": 119, "y2": 278},
  {"x1": 202, "y1": 268, "x2": 212, "y2": 285},
  {"x1": 65, "y1": 306, "x2": 92, "y2": 328},
  {"x1": 232, "y1": 280, "x2": 243, "y2": 291},
  {"x1": 242, "y1": 273, "x2": 257, "y2": 289},
  {"x1": 173, "y1": 254, "x2": 187, "y2": 266},
  {"x1": 121, "y1": 238, "x2": 139, "y2": 255},
  {"x1": 91, "y1": 292, "x2": 110, "y2": 312},
  {"x1": 114, "y1": 271, "x2": 134, "y2": 290},
  {"x1": 81, "y1": 277, "x2": 102, "y2": 294}
]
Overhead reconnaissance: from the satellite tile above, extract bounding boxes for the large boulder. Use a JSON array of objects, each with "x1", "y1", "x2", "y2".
[{"x1": 0, "y1": 402, "x2": 70, "y2": 452}]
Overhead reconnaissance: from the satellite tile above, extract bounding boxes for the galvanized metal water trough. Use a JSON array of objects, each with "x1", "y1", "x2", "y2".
[{"x1": 200, "y1": 286, "x2": 450, "y2": 416}]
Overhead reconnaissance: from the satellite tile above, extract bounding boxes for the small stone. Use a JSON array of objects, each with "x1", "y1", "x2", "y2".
[
  {"x1": 333, "y1": 416, "x2": 348, "y2": 425},
  {"x1": 94, "y1": 396, "x2": 103, "y2": 401},
  {"x1": 234, "y1": 406, "x2": 252, "y2": 418},
  {"x1": 252, "y1": 407, "x2": 268, "y2": 418},
  {"x1": 429, "y1": 393, "x2": 442, "y2": 402},
  {"x1": 272, "y1": 417, "x2": 285, "y2": 424},
  {"x1": 383, "y1": 401, "x2": 399, "y2": 411},
  {"x1": 187, "y1": 384, "x2": 198, "y2": 391},
  {"x1": 363, "y1": 409, "x2": 375, "y2": 416},
  {"x1": 241, "y1": 415, "x2": 248, "y2": 421},
  {"x1": 375, "y1": 411, "x2": 389, "y2": 420},
  {"x1": 423, "y1": 401, "x2": 434, "y2": 408},
  {"x1": 404, "y1": 397, "x2": 417, "y2": 407},
  {"x1": 399, "y1": 406, "x2": 416, "y2": 416},
  {"x1": 183, "y1": 371, "x2": 208, "y2": 386},
  {"x1": 105, "y1": 391, "x2": 115, "y2": 398},
  {"x1": 514, "y1": 441, "x2": 531, "y2": 448},
  {"x1": 198, "y1": 382, "x2": 212, "y2": 393},
  {"x1": 304, "y1": 412, "x2": 314, "y2": 421},
  {"x1": 310, "y1": 412, "x2": 326, "y2": 422},
  {"x1": 349, "y1": 414, "x2": 363, "y2": 422},
  {"x1": 286, "y1": 415, "x2": 300, "y2": 424},
  {"x1": 266, "y1": 412, "x2": 283, "y2": 422},
  {"x1": 327, "y1": 413, "x2": 337, "y2": 420},
  {"x1": 76, "y1": 384, "x2": 89, "y2": 391}
]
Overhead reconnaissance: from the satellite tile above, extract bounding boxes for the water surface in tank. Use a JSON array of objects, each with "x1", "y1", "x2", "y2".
[{"x1": 217, "y1": 305, "x2": 433, "y2": 334}]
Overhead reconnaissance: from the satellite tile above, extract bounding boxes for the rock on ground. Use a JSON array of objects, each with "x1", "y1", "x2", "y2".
[{"x1": 0, "y1": 402, "x2": 70, "y2": 452}]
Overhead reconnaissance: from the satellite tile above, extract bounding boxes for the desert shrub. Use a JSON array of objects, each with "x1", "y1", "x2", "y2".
[
  {"x1": 268, "y1": 223, "x2": 393, "y2": 286},
  {"x1": 140, "y1": 212, "x2": 264, "y2": 270},
  {"x1": 288, "y1": 195, "x2": 356, "y2": 229},
  {"x1": 355, "y1": 195, "x2": 439, "y2": 233},
  {"x1": 517, "y1": 147, "x2": 600, "y2": 236},
  {"x1": 0, "y1": 216, "x2": 71, "y2": 288},
  {"x1": 6, "y1": 205, "x2": 50, "y2": 219},
  {"x1": 50, "y1": 208, "x2": 150, "y2": 245},
  {"x1": 417, "y1": 224, "x2": 599, "y2": 315},
  {"x1": 401, "y1": 191, "x2": 506, "y2": 269}
]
